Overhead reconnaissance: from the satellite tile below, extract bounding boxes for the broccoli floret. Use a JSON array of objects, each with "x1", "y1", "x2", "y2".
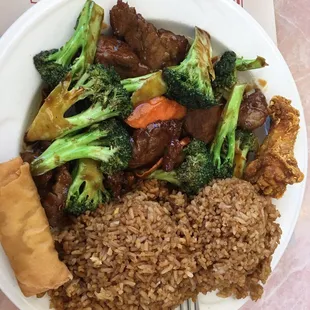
[
  {"x1": 65, "y1": 159, "x2": 110, "y2": 215},
  {"x1": 212, "y1": 51, "x2": 238, "y2": 95},
  {"x1": 162, "y1": 27, "x2": 216, "y2": 109},
  {"x1": 33, "y1": 0, "x2": 104, "y2": 89},
  {"x1": 148, "y1": 139, "x2": 214, "y2": 194},
  {"x1": 233, "y1": 129, "x2": 259, "y2": 179},
  {"x1": 30, "y1": 119, "x2": 132, "y2": 176},
  {"x1": 211, "y1": 84, "x2": 247, "y2": 179},
  {"x1": 26, "y1": 65, "x2": 132, "y2": 141},
  {"x1": 212, "y1": 51, "x2": 268, "y2": 99}
]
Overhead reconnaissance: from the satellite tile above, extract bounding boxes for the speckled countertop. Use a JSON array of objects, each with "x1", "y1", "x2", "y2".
[{"x1": 0, "y1": 0, "x2": 309, "y2": 309}]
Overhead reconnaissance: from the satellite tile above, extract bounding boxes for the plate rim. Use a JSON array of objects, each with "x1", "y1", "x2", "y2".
[{"x1": 0, "y1": 0, "x2": 307, "y2": 309}]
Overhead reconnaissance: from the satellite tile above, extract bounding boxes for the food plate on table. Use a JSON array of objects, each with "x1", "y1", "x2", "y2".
[{"x1": 0, "y1": 0, "x2": 307, "y2": 310}]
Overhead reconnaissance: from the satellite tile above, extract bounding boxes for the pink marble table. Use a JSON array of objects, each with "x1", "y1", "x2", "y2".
[{"x1": 0, "y1": 0, "x2": 309, "y2": 309}]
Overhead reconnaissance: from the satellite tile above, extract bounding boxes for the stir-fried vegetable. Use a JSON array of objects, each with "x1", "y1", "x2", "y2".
[
  {"x1": 236, "y1": 56, "x2": 267, "y2": 71},
  {"x1": 125, "y1": 96, "x2": 186, "y2": 129},
  {"x1": 26, "y1": 65, "x2": 132, "y2": 141},
  {"x1": 148, "y1": 140, "x2": 214, "y2": 194},
  {"x1": 211, "y1": 84, "x2": 247, "y2": 179},
  {"x1": 212, "y1": 51, "x2": 268, "y2": 99},
  {"x1": 26, "y1": 5, "x2": 271, "y2": 211},
  {"x1": 34, "y1": 0, "x2": 104, "y2": 89},
  {"x1": 163, "y1": 27, "x2": 216, "y2": 109},
  {"x1": 65, "y1": 159, "x2": 110, "y2": 215},
  {"x1": 233, "y1": 129, "x2": 259, "y2": 178},
  {"x1": 31, "y1": 119, "x2": 132, "y2": 176},
  {"x1": 122, "y1": 71, "x2": 167, "y2": 106}
]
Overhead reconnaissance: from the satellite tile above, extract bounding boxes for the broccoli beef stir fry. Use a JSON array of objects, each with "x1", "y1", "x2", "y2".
[{"x1": 24, "y1": 0, "x2": 281, "y2": 226}]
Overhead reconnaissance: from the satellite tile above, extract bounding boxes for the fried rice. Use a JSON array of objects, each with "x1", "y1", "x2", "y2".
[{"x1": 49, "y1": 178, "x2": 282, "y2": 310}]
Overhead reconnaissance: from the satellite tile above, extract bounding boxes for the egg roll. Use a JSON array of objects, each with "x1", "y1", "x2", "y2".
[{"x1": 0, "y1": 157, "x2": 72, "y2": 297}]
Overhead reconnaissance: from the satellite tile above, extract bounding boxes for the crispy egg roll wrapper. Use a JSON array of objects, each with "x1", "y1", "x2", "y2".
[{"x1": 0, "y1": 157, "x2": 72, "y2": 297}]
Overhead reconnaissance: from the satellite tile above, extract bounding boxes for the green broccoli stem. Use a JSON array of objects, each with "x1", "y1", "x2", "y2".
[
  {"x1": 236, "y1": 56, "x2": 267, "y2": 71},
  {"x1": 148, "y1": 170, "x2": 181, "y2": 186},
  {"x1": 66, "y1": 103, "x2": 120, "y2": 134},
  {"x1": 226, "y1": 131, "x2": 236, "y2": 164},
  {"x1": 211, "y1": 84, "x2": 246, "y2": 168},
  {"x1": 48, "y1": 0, "x2": 104, "y2": 77},
  {"x1": 49, "y1": 27, "x2": 84, "y2": 67},
  {"x1": 74, "y1": 71, "x2": 93, "y2": 88},
  {"x1": 61, "y1": 69, "x2": 121, "y2": 134},
  {"x1": 26, "y1": 65, "x2": 132, "y2": 142},
  {"x1": 30, "y1": 127, "x2": 115, "y2": 176},
  {"x1": 121, "y1": 72, "x2": 157, "y2": 92},
  {"x1": 59, "y1": 67, "x2": 128, "y2": 137},
  {"x1": 31, "y1": 145, "x2": 116, "y2": 176}
]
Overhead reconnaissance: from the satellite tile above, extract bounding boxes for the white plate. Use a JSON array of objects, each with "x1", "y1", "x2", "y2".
[{"x1": 0, "y1": 0, "x2": 307, "y2": 309}]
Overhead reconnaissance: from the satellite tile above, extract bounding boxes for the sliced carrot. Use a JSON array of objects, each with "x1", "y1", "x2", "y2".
[{"x1": 125, "y1": 96, "x2": 187, "y2": 129}]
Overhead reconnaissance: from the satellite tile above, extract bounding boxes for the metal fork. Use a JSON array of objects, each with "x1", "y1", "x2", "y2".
[{"x1": 179, "y1": 297, "x2": 200, "y2": 310}]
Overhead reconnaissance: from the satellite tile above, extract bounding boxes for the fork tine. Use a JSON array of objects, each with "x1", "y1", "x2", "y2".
[
  {"x1": 194, "y1": 298, "x2": 200, "y2": 310},
  {"x1": 187, "y1": 299, "x2": 192, "y2": 310},
  {"x1": 180, "y1": 303, "x2": 184, "y2": 310}
]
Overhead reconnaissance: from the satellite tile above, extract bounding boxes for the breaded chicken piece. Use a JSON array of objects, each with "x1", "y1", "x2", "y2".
[{"x1": 244, "y1": 96, "x2": 304, "y2": 198}]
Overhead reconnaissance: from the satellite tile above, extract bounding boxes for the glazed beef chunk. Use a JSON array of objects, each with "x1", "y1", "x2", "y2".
[
  {"x1": 238, "y1": 89, "x2": 269, "y2": 131},
  {"x1": 184, "y1": 106, "x2": 223, "y2": 144},
  {"x1": 21, "y1": 142, "x2": 72, "y2": 228},
  {"x1": 95, "y1": 36, "x2": 150, "y2": 78},
  {"x1": 157, "y1": 29, "x2": 190, "y2": 67},
  {"x1": 110, "y1": 0, "x2": 189, "y2": 70},
  {"x1": 105, "y1": 171, "x2": 136, "y2": 199},
  {"x1": 42, "y1": 165, "x2": 72, "y2": 228},
  {"x1": 129, "y1": 120, "x2": 183, "y2": 169},
  {"x1": 162, "y1": 139, "x2": 184, "y2": 172}
]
